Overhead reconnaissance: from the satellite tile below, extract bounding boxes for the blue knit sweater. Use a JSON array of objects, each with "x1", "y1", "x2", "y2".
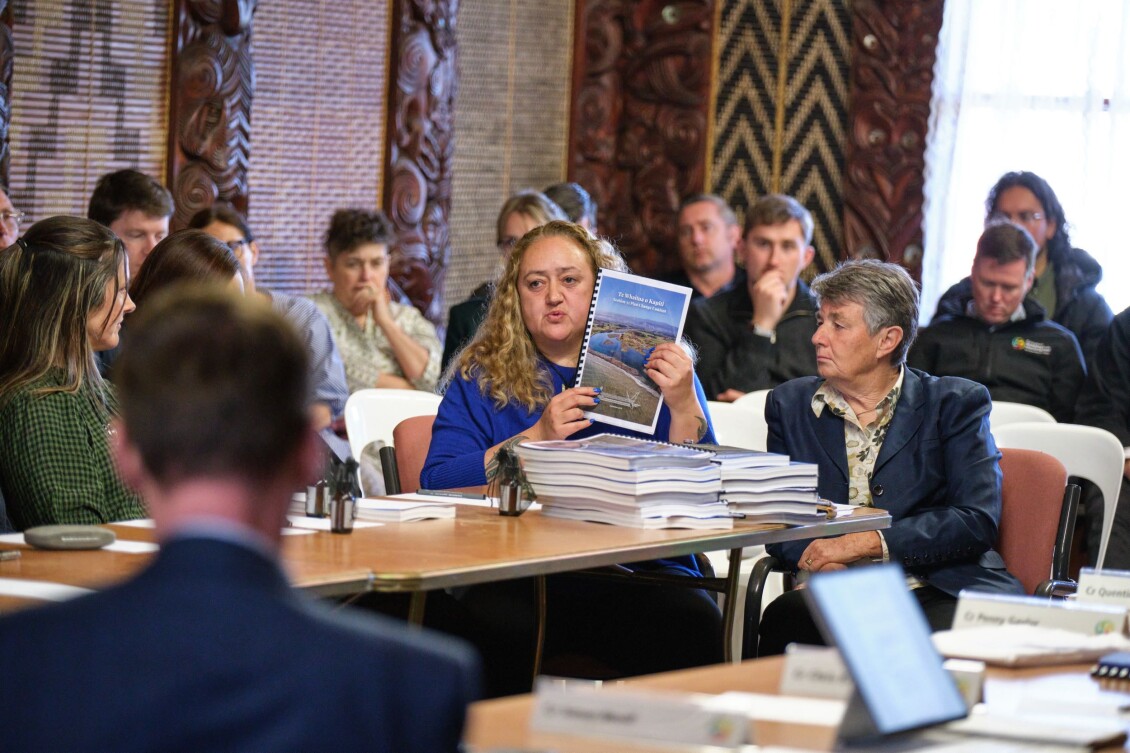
[{"x1": 420, "y1": 361, "x2": 717, "y2": 577}]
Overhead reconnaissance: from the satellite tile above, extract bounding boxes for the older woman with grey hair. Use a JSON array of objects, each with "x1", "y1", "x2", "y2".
[{"x1": 757, "y1": 259, "x2": 1023, "y2": 656}]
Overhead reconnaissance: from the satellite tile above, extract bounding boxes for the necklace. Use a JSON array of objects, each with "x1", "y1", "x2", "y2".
[{"x1": 538, "y1": 353, "x2": 574, "y2": 391}]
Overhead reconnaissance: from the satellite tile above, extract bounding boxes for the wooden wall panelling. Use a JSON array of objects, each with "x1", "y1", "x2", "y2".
[
  {"x1": 842, "y1": 0, "x2": 943, "y2": 279},
  {"x1": 569, "y1": 0, "x2": 716, "y2": 277},
  {"x1": 167, "y1": 0, "x2": 256, "y2": 230},
  {"x1": 384, "y1": 0, "x2": 459, "y2": 327}
]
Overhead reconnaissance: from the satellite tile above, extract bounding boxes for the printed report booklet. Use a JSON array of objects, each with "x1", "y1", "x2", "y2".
[{"x1": 572, "y1": 269, "x2": 693, "y2": 433}]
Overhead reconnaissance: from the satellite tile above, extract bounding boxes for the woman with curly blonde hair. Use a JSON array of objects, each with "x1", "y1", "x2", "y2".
[{"x1": 421, "y1": 220, "x2": 721, "y2": 696}]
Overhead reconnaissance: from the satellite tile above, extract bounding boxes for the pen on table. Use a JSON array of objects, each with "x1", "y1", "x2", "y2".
[
  {"x1": 0, "y1": 549, "x2": 21, "y2": 561},
  {"x1": 416, "y1": 489, "x2": 488, "y2": 501}
]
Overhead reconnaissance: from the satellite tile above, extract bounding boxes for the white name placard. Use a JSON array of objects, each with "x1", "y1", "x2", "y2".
[
  {"x1": 953, "y1": 591, "x2": 1126, "y2": 635},
  {"x1": 530, "y1": 681, "x2": 748, "y2": 748},
  {"x1": 1078, "y1": 568, "x2": 1130, "y2": 607},
  {"x1": 779, "y1": 644, "x2": 853, "y2": 699}
]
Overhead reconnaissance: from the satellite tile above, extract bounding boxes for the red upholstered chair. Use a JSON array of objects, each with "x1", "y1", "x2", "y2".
[
  {"x1": 997, "y1": 448, "x2": 1078, "y2": 596},
  {"x1": 387, "y1": 415, "x2": 435, "y2": 494},
  {"x1": 741, "y1": 447, "x2": 1078, "y2": 658}
]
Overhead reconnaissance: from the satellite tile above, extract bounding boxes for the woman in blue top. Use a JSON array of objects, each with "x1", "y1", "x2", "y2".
[{"x1": 423, "y1": 220, "x2": 722, "y2": 695}]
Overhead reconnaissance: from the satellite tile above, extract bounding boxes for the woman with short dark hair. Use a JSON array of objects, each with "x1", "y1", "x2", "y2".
[{"x1": 310, "y1": 208, "x2": 441, "y2": 393}]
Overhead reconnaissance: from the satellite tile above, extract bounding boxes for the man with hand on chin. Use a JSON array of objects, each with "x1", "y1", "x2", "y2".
[{"x1": 685, "y1": 194, "x2": 819, "y2": 402}]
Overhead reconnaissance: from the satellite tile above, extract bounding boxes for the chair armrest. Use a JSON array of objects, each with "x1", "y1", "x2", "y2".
[
  {"x1": 1035, "y1": 578, "x2": 1077, "y2": 598},
  {"x1": 743, "y1": 554, "x2": 787, "y2": 659},
  {"x1": 1052, "y1": 483, "x2": 1081, "y2": 582},
  {"x1": 379, "y1": 445, "x2": 401, "y2": 495}
]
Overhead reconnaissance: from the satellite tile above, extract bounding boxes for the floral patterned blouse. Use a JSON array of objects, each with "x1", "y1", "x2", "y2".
[{"x1": 309, "y1": 292, "x2": 441, "y2": 394}]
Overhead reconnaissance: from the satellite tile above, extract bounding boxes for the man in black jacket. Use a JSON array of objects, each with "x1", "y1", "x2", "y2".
[
  {"x1": 932, "y1": 171, "x2": 1111, "y2": 367},
  {"x1": 910, "y1": 221, "x2": 1085, "y2": 422},
  {"x1": 685, "y1": 194, "x2": 818, "y2": 401}
]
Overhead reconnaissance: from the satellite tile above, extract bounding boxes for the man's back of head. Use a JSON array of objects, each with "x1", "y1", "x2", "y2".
[
  {"x1": 89, "y1": 169, "x2": 174, "y2": 273},
  {"x1": 114, "y1": 285, "x2": 310, "y2": 502},
  {"x1": 0, "y1": 284, "x2": 480, "y2": 752}
]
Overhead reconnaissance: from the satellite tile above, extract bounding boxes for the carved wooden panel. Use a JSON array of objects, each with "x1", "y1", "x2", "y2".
[
  {"x1": 569, "y1": 0, "x2": 715, "y2": 276},
  {"x1": 843, "y1": 0, "x2": 943, "y2": 280},
  {"x1": 384, "y1": 0, "x2": 458, "y2": 327},
  {"x1": 0, "y1": 0, "x2": 11, "y2": 191},
  {"x1": 167, "y1": 0, "x2": 255, "y2": 230}
]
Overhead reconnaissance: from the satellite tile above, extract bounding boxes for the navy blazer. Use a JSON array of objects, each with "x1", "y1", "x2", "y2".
[
  {"x1": 765, "y1": 368, "x2": 1023, "y2": 597},
  {"x1": 0, "y1": 537, "x2": 480, "y2": 753}
]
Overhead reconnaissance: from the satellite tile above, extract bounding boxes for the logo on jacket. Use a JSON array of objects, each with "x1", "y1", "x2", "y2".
[{"x1": 1011, "y1": 337, "x2": 1051, "y2": 356}]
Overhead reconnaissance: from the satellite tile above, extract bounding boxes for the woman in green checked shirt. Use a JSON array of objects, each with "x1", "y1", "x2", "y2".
[{"x1": 0, "y1": 216, "x2": 146, "y2": 530}]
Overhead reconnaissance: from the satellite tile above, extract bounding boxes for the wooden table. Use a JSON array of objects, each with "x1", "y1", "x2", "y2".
[
  {"x1": 464, "y1": 656, "x2": 1130, "y2": 752},
  {"x1": 0, "y1": 505, "x2": 890, "y2": 661}
]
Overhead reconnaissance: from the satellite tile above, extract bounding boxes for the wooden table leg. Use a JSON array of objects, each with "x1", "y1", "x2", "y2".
[
  {"x1": 722, "y1": 548, "x2": 743, "y2": 662},
  {"x1": 532, "y1": 575, "x2": 547, "y2": 685},
  {"x1": 407, "y1": 591, "x2": 427, "y2": 627}
]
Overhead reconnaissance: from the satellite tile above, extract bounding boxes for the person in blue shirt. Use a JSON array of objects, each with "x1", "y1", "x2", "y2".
[{"x1": 423, "y1": 220, "x2": 723, "y2": 695}]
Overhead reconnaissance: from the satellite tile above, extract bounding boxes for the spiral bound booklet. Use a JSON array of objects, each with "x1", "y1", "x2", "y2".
[{"x1": 572, "y1": 269, "x2": 693, "y2": 433}]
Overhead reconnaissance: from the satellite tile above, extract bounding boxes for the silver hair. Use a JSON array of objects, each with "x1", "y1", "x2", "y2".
[{"x1": 810, "y1": 259, "x2": 919, "y2": 366}]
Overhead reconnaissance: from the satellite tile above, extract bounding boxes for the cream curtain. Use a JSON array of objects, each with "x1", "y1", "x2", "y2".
[{"x1": 922, "y1": 0, "x2": 1130, "y2": 319}]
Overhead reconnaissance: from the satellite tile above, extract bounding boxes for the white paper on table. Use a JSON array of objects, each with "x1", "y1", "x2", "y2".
[
  {"x1": 0, "y1": 533, "x2": 26, "y2": 546},
  {"x1": 103, "y1": 540, "x2": 159, "y2": 554},
  {"x1": 933, "y1": 624, "x2": 1130, "y2": 666},
  {"x1": 393, "y1": 492, "x2": 493, "y2": 508},
  {"x1": 114, "y1": 519, "x2": 156, "y2": 528},
  {"x1": 285, "y1": 517, "x2": 384, "y2": 531},
  {"x1": 714, "y1": 691, "x2": 846, "y2": 725},
  {"x1": 0, "y1": 576, "x2": 92, "y2": 602}
]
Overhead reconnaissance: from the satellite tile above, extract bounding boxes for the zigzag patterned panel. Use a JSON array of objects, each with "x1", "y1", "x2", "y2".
[{"x1": 711, "y1": 0, "x2": 850, "y2": 273}]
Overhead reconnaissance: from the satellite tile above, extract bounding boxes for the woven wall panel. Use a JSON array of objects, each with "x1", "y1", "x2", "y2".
[
  {"x1": 8, "y1": 0, "x2": 170, "y2": 221},
  {"x1": 710, "y1": 0, "x2": 850, "y2": 273},
  {"x1": 445, "y1": 0, "x2": 573, "y2": 313},
  {"x1": 248, "y1": 0, "x2": 389, "y2": 295}
]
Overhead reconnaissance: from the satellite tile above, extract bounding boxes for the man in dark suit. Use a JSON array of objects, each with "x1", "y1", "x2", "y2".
[
  {"x1": 0, "y1": 287, "x2": 479, "y2": 752},
  {"x1": 757, "y1": 260, "x2": 1022, "y2": 656}
]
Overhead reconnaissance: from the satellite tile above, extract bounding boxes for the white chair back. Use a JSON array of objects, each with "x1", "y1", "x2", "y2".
[
  {"x1": 990, "y1": 401, "x2": 1056, "y2": 428},
  {"x1": 993, "y1": 422, "x2": 1125, "y2": 569},
  {"x1": 343, "y1": 388, "x2": 443, "y2": 461},
  {"x1": 731, "y1": 389, "x2": 771, "y2": 451},
  {"x1": 707, "y1": 400, "x2": 765, "y2": 451}
]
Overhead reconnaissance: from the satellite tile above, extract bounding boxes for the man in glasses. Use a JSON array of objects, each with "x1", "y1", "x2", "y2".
[
  {"x1": 0, "y1": 189, "x2": 24, "y2": 249},
  {"x1": 188, "y1": 204, "x2": 348, "y2": 433}
]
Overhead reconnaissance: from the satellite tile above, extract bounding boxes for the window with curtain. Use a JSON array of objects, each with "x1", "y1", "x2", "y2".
[{"x1": 922, "y1": 0, "x2": 1130, "y2": 320}]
